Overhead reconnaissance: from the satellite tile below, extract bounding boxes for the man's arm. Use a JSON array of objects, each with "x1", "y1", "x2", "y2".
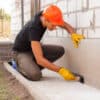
[
  {"x1": 31, "y1": 41, "x2": 60, "y2": 72},
  {"x1": 59, "y1": 21, "x2": 85, "y2": 48},
  {"x1": 59, "y1": 21, "x2": 75, "y2": 34},
  {"x1": 31, "y1": 41, "x2": 80, "y2": 81}
]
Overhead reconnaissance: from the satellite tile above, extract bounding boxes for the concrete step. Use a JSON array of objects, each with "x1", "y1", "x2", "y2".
[{"x1": 4, "y1": 62, "x2": 100, "y2": 100}]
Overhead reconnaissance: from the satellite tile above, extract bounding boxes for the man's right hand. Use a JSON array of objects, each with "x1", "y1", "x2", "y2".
[
  {"x1": 71, "y1": 33, "x2": 85, "y2": 48},
  {"x1": 58, "y1": 67, "x2": 76, "y2": 80}
]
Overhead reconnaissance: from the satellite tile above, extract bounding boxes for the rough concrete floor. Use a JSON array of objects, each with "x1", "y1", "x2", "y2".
[{"x1": 0, "y1": 62, "x2": 34, "y2": 100}]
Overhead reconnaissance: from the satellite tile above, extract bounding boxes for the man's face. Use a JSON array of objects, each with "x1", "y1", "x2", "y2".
[{"x1": 46, "y1": 20, "x2": 57, "y2": 30}]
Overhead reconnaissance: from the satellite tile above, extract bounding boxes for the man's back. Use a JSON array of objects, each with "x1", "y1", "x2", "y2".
[{"x1": 13, "y1": 11, "x2": 46, "y2": 52}]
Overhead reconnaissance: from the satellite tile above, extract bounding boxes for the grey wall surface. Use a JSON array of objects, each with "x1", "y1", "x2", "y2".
[{"x1": 42, "y1": 37, "x2": 100, "y2": 89}]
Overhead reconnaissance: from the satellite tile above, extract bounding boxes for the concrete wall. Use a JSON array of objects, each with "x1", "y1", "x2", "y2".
[
  {"x1": 11, "y1": 0, "x2": 31, "y2": 40},
  {"x1": 0, "y1": 41, "x2": 13, "y2": 61},
  {"x1": 40, "y1": 0, "x2": 100, "y2": 89}
]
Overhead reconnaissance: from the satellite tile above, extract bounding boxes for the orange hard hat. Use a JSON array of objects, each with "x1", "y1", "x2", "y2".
[{"x1": 43, "y1": 5, "x2": 64, "y2": 26}]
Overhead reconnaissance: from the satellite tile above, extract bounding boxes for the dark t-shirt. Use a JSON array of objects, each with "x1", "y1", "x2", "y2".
[{"x1": 13, "y1": 11, "x2": 47, "y2": 52}]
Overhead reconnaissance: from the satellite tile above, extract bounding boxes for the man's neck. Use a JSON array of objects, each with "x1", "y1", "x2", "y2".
[{"x1": 40, "y1": 16, "x2": 47, "y2": 28}]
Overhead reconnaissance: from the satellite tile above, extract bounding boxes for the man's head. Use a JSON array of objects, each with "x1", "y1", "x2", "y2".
[{"x1": 41, "y1": 5, "x2": 64, "y2": 30}]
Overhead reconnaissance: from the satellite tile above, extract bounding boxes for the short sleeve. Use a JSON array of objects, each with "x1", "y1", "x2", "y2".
[{"x1": 29, "y1": 28, "x2": 43, "y2": 41}]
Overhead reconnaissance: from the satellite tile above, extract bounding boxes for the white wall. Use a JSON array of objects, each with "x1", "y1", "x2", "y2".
[
  {"x1": 11, "y1": 0, "x2": 22, "y2": 35},
  {"x1": 40, "y1": 0, "x2": 100, "y2": 89},
  {"x1": 11, "y1": 0, "x2": 31, "y2": 40}
]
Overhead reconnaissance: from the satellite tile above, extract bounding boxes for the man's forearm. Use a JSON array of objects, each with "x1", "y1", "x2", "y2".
[
  {"x1": 61, "y1": 21, "x2": 75, "y2": 34},
  {"x1": 37, "y1": 57, "x2": 60, "y2": 72}
]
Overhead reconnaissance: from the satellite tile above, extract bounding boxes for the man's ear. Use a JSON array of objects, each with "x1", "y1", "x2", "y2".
[{"x1": 42, "y1": 16, "x2": 48, "y2": 23}]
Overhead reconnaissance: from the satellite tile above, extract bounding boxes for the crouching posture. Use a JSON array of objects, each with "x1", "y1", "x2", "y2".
[{"x1": 12, "y1": 5, "x2": 85, "y2": 82}]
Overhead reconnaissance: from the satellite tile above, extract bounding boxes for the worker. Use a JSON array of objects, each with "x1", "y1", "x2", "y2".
[{"x1": 12, "y1": 5, "x2": 85, "y2": 82}]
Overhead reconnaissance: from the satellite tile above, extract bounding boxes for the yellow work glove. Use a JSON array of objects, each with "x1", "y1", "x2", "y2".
[
  {"x1": 58, "y1": 67, "x2": 76, "y2": 80},
  {"x1": 71, "y1": 33, "x2": 85, "y2": 48}
]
